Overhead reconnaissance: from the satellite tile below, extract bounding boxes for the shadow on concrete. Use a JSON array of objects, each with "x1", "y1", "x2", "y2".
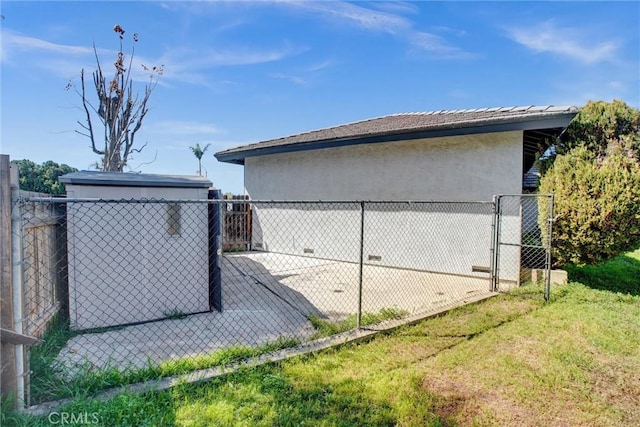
[
  {"x1": 54, "y1": 254, "x2": 322, "y2": 373},
  {"x1": 224, "y1": 254, "x2": 327, "y2": 320}
]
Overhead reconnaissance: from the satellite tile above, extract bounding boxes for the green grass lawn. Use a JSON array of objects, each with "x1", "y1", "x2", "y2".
[{"x1": 4, "y1": 248, "x2": 640, "y2": 426}]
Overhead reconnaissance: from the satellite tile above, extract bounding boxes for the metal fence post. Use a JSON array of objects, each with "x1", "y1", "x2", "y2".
[
  {"x1": 489, "y1": 196, "x2": 498, "y2": 292},
  {"x1": 357, "y1": 201, "x2": 365, "y2": 329},
  {"x1": 492, "y1": 196, "x2": 502, "y2": 292},
  {"x1": 209, "y1": 190, "x2": 223, "y2": 312},
  {"x1": 544, "y1": 195, "x2": 554, "y2": 302}
]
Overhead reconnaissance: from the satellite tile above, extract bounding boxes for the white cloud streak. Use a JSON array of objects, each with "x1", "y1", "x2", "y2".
[
  {"x1": 408, "y1": 31, "x2": 474, "y2": 59},
  {"x1": 505, "y1": 20, "x2": 619, "y2": 64},
  {"x1": 1, "y1": 30, "x2": 96, "y2": 56},
  {"x1": 270, "y1": 72, "x2": 307, "y2": 86},
  {"x1": 151, "y1": 120, "x2": 221, "y2": 136},
  {"x1": 162, "y1": 43, "x2": 305, "y2": 69},
  {"x1": 275, "y1": 1, "x2": 472, "y2": 58},
  {"x1": 156, "y1": 43, "x2": 307, "y2": 86},
  {"x1": 370, "y1": 1, "x2": 420, "y2": 16},
  {"x1": 1, "y1": 27, "x2": 305, "y2": 87},
  {"x1": 284, "y1": 1, "x2": 411, "y2": 34}
]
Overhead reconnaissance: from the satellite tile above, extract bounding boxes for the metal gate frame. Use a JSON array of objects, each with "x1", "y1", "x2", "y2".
[{"x1": 491, "y1": 194, "x2": 554, "y2": 301}]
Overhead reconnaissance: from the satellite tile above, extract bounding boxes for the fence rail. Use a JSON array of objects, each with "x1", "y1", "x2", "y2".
[{"x1": 5, "y1": 193, "x2": 552, "y2": 408}]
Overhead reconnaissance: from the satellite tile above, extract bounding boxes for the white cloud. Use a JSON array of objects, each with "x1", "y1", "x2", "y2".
[
  {"x1": 164, "y1": 1, "x2": 473, "y2": 61},
  {"x1": 278, "y1": 0, "x2": 411, "y2": 35},
  {"x1": 0, "y1": 28, "x2": 159, "y2": 84},
  {"x1": 269, "y1": 57, "x2": 335, "y2": 87},
  {"x1": 1, "y1": 30, "x2": 96, "y2": 56},
  {"x1": 193, "y1": 45, "x2": 305, "y2": 67},
  {"x1": 151, "y1": 120, "x2": 222, "y2": 136},
  {"x1": 306, "y1": 58, "x2": 335, "y2": 72},
  {"x1": 409, "y1": 31, "x2": 475, "y2": 59},
  {"x1": 431, "y1": 26, "x2": 467, "y2": 37},
  {"x1": 370, "y1": 1, "x2": 420, "y2": 16},
  {"x1": 1, "y1": 29, "x2": 102, "y2": 66},
  {"x1": 1, "y1": 27, "x2": 304, "y2": 88},
  {"x1": 270, "y1": 72, "x2": 307, "y2": 86},
  {"x1": 149, "y1": 41, "x2": 307, "y2": 87},
  {"x1": 278, "y1": 1, "x2": 472, "y2": 58},
  {"x1": 505, "y1": 20, "x2": 619, "y2": 64}
]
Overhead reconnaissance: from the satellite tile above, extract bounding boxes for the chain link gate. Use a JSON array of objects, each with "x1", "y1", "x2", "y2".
[{"x1": 492, "y1": 194, "x2": 554, "y2": 301}]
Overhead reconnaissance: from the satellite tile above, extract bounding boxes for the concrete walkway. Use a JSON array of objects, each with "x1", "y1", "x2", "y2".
[
  {"x1": 55, "y1": 252, "x2": 491, "y2": 375},
  {"x1": 55, "y1": 255, "x2": 316, "y2": 374}
]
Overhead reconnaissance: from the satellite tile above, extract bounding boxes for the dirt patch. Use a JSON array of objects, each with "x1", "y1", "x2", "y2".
[
  {"x1": 589, "y1": 357, "x2": 640, "y2": 424},
  {"x1": 421, "y1": 374, "x2": 489, "y2": 425},
  {"x1": 421, "y1": 373, "x2": 548, "y2": 426}
]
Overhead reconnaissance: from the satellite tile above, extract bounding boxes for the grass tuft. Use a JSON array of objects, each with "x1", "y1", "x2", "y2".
[
  {"x1": 564, "y1": 246, "x2": 640, "y2": 295},
  {"x1": 309, "y1": 307, "x2": 408, "y2": 337}
]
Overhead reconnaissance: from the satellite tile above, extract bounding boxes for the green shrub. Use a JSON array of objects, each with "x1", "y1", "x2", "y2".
[
  {"x1": 559, "y1": 100, "x2": 640, "y2": 162},
  {"x1": 539, "y1": 146, "x2": 640, "y2": 266}
]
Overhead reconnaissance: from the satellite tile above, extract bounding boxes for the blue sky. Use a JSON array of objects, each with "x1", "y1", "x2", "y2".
[{"x1": 1, "y1": 1, "x2": 638, "y2": 194}]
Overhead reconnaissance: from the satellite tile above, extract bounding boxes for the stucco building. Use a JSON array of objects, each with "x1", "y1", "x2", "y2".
[{"x1": 215, "y1": 105, "x2": 578, "y2": 281}]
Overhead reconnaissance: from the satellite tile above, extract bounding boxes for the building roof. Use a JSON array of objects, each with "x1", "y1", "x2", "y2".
[
  {"x1": 59, "y1": 171, "x2": 212, "y2": 188},
  {"x1": 215, "y1": 105, "x2": 579, "y2": 165}
]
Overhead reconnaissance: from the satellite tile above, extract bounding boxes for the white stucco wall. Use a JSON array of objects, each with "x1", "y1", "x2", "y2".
[
  {"x1": 251, "y1": 203, "x2": 495, "y2": 278},
  {"x1": 245, "y1": 131, "x2": 523, "y2": 201},
  {"x1": 66, "y1": 186, "x2": 210, "y2": 330},
  {"x1": 244, "y1": 131, "x2": 523, "y2": 281}
]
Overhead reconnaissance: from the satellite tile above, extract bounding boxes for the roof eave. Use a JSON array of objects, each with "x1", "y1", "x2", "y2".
[
  {"x1": 59, "y1": 171, "x2": 213, "y2": 188},
  {"x1": 215, "y1": 113, "x2": 577, "y2": 165}
]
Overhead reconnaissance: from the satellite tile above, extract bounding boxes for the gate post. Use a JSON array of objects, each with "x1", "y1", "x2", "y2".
[
  {"x1": 489, "y1": 195, "x2": 502, "y2": 292},
  {"x1": 356, "y1": 201, "x2": 365, "y2": 329},
  {"x1": 544, "y1": 195, "x2": 554, "y2": 302},
  {"x1": 208, "y1": 189, "x2": 223, "y2": 312}
]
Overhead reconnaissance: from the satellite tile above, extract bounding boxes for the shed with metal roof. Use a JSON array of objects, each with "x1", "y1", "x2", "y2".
[{"x1": 59, "y1": 171, "x2": 214, "y2": 330}]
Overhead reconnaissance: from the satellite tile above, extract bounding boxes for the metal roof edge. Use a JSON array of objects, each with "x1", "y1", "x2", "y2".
[{"x1": 59, "y1": 171, "x2": 213, "y2": 188}]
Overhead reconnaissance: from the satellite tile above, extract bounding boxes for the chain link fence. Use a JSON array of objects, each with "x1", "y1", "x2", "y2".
[{"x1": 12, "y1": 195, "x2": 551, "y2": 404}]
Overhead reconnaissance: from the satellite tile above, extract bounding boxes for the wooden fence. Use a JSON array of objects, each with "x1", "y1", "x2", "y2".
[
  {"x1": 1, "y1": 155, "x2": 64, "y2": 410},
  {"x1": 222, "y1": 195, "x2": 252, "y2": 251},
  {"x1": 19, "y1": 197, "x2": 66, "y2": 338}
]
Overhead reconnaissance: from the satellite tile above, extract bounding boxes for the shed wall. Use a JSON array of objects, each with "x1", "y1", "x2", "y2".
[{"x1": 66, "y1": 185, "x2": 210, "y2": 330}]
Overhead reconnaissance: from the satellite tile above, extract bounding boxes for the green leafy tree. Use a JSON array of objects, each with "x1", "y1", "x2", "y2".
[
  {"x1": 10, "y1": 160, "x2": 78, "y2": 195},
  {"x1": 189, "y1": 143, "x2": 211, "y2": 176}
]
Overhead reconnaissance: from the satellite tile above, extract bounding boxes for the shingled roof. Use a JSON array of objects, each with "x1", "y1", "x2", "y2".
[{"x1": 216, "y1": 105, "x2": 578, "y2": 165}]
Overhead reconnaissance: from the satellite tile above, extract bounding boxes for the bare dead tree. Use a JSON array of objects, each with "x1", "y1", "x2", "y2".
[{"x1": 70, "y1": 25, "x2": 163, "y2": 171}]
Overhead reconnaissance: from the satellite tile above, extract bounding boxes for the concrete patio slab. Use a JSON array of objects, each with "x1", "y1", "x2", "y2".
[{"x1": 55, "y1": 252, "x2": 492, "y2": 374}]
